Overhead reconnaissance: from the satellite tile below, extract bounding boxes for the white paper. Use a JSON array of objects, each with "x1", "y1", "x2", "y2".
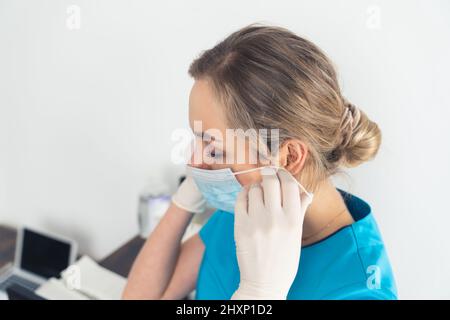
[
  {"x1": 36, "y1": 255, "x2": 126, "y2": 300},
  {"x1": 36, "y1": 278, "x2": 89, "y2": 300},
  {"x1": 60, "y1": 255, "x2": 126, "y2": 300}
]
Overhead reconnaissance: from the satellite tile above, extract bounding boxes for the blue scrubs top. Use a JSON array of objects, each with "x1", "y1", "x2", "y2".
[{"x1": 195, "y1": 189, "x2": 397, "y2": 300}]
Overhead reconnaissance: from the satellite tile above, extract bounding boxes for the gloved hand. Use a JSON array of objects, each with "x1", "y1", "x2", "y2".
[
  {"x1": 231, "y1": 168, "x2": 313, "y2": 300},
  {"x1": 171, "y1": 175, "x2": 206, "y2": 214}
]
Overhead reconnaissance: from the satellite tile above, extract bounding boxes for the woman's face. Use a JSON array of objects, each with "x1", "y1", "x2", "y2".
[{"x1": 188, "y1": 79, "x2": 263, "y2": 186}]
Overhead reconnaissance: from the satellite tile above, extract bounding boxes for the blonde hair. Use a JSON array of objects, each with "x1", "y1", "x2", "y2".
[{"x1": 188, "y1": 24, "x2": 381, "y2": 191}]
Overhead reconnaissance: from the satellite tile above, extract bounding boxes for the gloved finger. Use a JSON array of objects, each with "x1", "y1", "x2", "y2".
[
  {"x1": 248, "y1": 183, "x2": 264, "y2": 216},
  {"x1": 261, "y1": 167, "x2": 282, "y2": 212},
  {"x1": 299, "y1": 191, "x2": 313, "y2": 216},
  {"x1": 277, "y1": 169, "x2": 301, "y2": 214},
  {"x1": 235, "y1": 186, "x2": 249, "y2": 226}
]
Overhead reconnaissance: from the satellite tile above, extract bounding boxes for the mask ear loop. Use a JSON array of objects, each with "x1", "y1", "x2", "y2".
[
  {"x1": 275, "y1": 167, "x2": 314, "y2": 201},
  {"x1": 263, "y1": 148, "x2": 314, "y2": 201},
  {"x1": 229, "y1": 134, "x2": 313, "y2": 200},
  {"x1": 232, "y1": 166, "x2": 314, "y2": 201}
]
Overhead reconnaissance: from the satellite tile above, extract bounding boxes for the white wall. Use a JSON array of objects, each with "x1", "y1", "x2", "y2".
[{"x1": 1, "y1": 0, "x2": 449, "y2": 299}]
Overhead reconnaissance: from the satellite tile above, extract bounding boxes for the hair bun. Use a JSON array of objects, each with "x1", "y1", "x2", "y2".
[{"x1": 337, "y1": 101, "x2": 382, "y2": 168}]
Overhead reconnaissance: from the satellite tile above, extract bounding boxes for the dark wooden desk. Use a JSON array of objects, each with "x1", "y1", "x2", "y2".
[
  {"x1": 99, "y1": 236, "x2": 146, "y2": 277},
  {"x1": 0, "y1": 225, "x2": 146, "y2": 278}
]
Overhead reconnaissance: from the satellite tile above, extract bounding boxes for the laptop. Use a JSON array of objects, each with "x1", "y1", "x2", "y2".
[
  {"x1": 0, "y1": 226, "x2": 77, "y2": 293},
  {"x1": 6, "y1": 283, "x2": 47, "y2": 300}
]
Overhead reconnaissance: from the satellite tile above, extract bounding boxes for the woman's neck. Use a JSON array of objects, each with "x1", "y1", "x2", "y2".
[{"x1": 301, "y1": 178, "x2": 354, "y2": 246}]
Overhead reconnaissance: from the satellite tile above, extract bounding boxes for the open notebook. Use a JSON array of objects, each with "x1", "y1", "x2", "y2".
[{"x1": 35, "y1": 255, "x2": 126, "y2": 300}]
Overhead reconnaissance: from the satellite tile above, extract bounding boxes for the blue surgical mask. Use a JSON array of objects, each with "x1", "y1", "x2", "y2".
[{"x1": 187, "y1": 165, "x2": 313, "y2": 213}]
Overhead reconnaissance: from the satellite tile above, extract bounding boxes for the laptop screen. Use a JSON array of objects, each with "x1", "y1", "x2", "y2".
[{"x1": 20, "y1": 229, "x2": 72, "y2": 279}]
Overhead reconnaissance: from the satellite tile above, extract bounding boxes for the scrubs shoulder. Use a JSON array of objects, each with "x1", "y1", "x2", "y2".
[{"x1": 196, "y1": 189, "x2": 398, "y2": 300}]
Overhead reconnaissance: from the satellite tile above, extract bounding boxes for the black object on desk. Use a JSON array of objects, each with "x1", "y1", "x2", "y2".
[{"x1": 6, "y1": 283, "x2": 46, "y2": 300}]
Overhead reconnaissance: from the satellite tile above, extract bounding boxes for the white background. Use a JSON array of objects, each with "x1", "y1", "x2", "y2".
[{"x1": 1, "y1": 0, "x2": 449, "y2": 299}]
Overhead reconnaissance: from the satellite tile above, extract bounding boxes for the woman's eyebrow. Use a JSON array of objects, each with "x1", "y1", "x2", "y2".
[{"x1": 193, "y1": 131, "x2": 222, "y2": 142}]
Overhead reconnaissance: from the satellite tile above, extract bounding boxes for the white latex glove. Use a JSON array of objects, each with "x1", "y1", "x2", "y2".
[
  {"x1": 231, "y1": 168, "x2": 313, "y2": 300},
  {"x1": 171, "y1": 175, "x2": 206, "y2": 214}
]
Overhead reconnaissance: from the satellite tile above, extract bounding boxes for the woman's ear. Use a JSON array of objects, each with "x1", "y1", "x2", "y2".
[{"x1": 278, "y1": 139, "x2": 308, "y2": 175}]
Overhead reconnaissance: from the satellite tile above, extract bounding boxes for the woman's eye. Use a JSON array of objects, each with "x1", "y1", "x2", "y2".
[{"x1": 209, "y1": 149, "x2": 223, "y2": 159}]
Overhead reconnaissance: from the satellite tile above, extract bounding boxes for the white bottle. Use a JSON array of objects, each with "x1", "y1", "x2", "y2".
[{"x1": 137, "y1": 182, "x2": 171, "y2": 238}]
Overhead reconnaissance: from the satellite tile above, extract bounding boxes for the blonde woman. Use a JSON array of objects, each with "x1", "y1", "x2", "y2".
[{"x1": 123, "y1": 24, "x2": 397, "y2": 300}]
